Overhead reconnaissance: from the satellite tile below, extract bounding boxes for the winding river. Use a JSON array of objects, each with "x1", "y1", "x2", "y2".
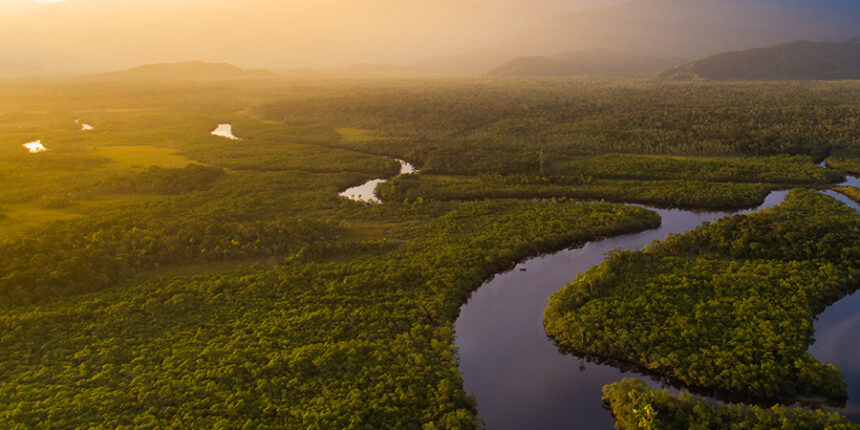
[{"x1": 456, "y1": 174, "x2": 860, "y2": 428}]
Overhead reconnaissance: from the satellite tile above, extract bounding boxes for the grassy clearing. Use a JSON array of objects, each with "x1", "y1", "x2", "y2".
[
  {"x1": 336, "y1": 127, "x2": 375, "y2": 142},
  {"x1": 0, "y1": 195, "x2": 156, "y2": 235},
  {"x1": 94, "y1": 145, "x2": 197, "y2": 169}
]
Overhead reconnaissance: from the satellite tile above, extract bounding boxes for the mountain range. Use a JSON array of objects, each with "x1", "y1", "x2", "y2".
[
  {"x1": 488, "y1": 50, "x2": 682, "y2": 77},
  {"x1": 1, "y1": 0, "x2": 859, "y2": 75},
  {"x1": 415, "y1": 0, "x2": 860, "y2": 74},
  {"x1": 96, "y1": 61, "x2": 275, "y2": 80},
  {"x1": 659, "y1": 39, "x2": 860, "y2": 81}
]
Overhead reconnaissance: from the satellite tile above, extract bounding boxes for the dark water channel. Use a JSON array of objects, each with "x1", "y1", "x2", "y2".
[{"x1": 456, "y1": 175, "x2": 860, "y2": 428}]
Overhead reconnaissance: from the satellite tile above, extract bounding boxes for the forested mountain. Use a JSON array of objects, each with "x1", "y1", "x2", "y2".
[
  {"x1": 488, "y1": 50, "x2": 682, "y2": 77},
  {"x1": 415, "y1": 0, "x2": 860, "y2": 74},
  {"x1": 658, "y1": 39, "x2": 860, "y2": 81},
  {"x1": 98, "y1": 62, "x2": 275, "y2": 80}
]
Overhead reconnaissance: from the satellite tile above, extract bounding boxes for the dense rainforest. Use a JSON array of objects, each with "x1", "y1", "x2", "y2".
[
  {"x1": 545, "y1": 190, "x2": 860, "y2": 400},
  {"x1": 603, "y1": 378, "x2": 860, "y2": 430},
  {"x1": 1, "y1": 77, "x2": 860, "y2": 428}
]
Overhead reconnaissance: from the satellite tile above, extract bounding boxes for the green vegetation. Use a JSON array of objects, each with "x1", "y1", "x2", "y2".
[
  {"x1": 828, "y1": 147, "x2": 860, "y2": 175},
  {"x1": 90, "y1": 164, "x2": 226, "y2": 195},
  {"x1": 546, "y1": 190, "x2": 860, "y2": 401},
  {"x1": 659, "y1": 39, "x2": 860, "y2": 81},
  {"x1": 378, "y1": 174, "x2": 776, "y2": 209},
  {"x1": 0, "y1": 196, "x2": 658, "y2": 428},
  {"x1": 836, "y1": 187, "x2": 860, "y2": 204},
  {"x1": 603, "y1": 378, "x2": 860, "y2": 430},
  {"x1": 1, "y1": 76, "x2": 860, "y2": 428},
  {"x1": 257, "y1": 79, "x2": 860, "y2": 166},
  {"x1": 559, "y1": 154, "x2": 842, "y2": 185},
  {"x1": 94, "y1": 145, "x2": 197, "y2": 169}
]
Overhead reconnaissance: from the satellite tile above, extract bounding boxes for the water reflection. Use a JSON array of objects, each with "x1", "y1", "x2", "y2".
[
  {"x1": 339, "y1": 159, "x2": 417, "y2": 204},
  {"x1": 454, "y1": 191, "x2": 791, "y2": 430},
  {"x1": 810, "y1": 179, "x2": 860, "y2": 422},
  {"x1": 76, "y1": 119, "x2": 94, "y2": 131},
  {"x1": 809, "y1": 290, "x2": 860, "y2": 421},
  {"x1": 23, "y1": 140, "x2": 47, "y2": 153},
  {"x1": 211, "y1": 123, "x2": 240, "y2": 140},
  {"x1": 456, "y1": 175, "x2": 860, "y2": 429}
]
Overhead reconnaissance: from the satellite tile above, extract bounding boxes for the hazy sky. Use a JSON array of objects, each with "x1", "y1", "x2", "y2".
[
  {"x1": 1, "y1": 0, "x2": 857, "y2": 72},
  {"x1": 0, "y1": 0, "x2": 624, "y2": 70}
]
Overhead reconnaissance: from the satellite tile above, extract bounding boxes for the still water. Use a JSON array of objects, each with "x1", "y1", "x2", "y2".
[
  {"x1": 456, "y1": 178, "x2": 860, "y2": 428},
  {"x1": 339, "y1": 159, "x2": 416, "y2": 203},
  {"x1": 23, "y1": 140, "x2": 47, "y2": 153},
  {"x1": 211, "y1": 123, "x2": 240, "y2": 140},
  {"x1": 76, "y1": 119, "x2": 94, "y2": 131},
  {"x1": 813, "y1": 188, "x2": 860, "y2": 423}
]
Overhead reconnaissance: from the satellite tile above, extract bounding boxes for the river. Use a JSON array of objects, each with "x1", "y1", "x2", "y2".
[
  {"x1": 339, "y1": 159, "x2": 416, "y2": 203},
  {"x1": 456, "y1": 174, "x2": 860, "y2": 428}
]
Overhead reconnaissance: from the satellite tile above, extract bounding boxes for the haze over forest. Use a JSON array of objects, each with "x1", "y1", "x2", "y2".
[
  {"x1": 5, "y1": 0, "x2": 860, "y2": 429},
  {"x1": 2, "y1": 0, "x2": 860, "y2": 73}
]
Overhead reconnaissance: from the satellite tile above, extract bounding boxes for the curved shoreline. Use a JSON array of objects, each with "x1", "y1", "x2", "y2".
[
  {"x1": 331, "y1": 151, "x2": 860, "y2": 427},
  {"x1": 339, "y1": 159, "x2": 416, "y2": 203},
  {"x1": 454, "y1": 190, "x2": 788, "y2": 429},
  {"x1": 455, "y1": 178, "x2": 860, "y2": 428}
]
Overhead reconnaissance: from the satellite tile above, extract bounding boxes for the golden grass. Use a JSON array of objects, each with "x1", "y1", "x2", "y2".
[
  {"x1": 336, "y1": 128, "x2": 375, "y2": 142},
  {"x1": 94, "y1": 145, "x2": 197, "y2": 169}
]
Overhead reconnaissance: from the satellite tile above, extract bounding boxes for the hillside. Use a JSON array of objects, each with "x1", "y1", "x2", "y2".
[
  {"x1": 415, "y1": 0, "x2": 860, "y2": 74},
  {"x1": 488, "y1": 50, "x2": 682, "y2": 77},
  {"x1": 659, "y1": 39, "x2": 860, "y2": 81},
  {"x1": 99, "y1": 61, "x2": 275, "y2": 80}
]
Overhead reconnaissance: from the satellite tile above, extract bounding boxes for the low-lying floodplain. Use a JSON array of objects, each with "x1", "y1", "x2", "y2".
[{"x1": 1, "y1": 77, "x2": 859, "y2": 428}]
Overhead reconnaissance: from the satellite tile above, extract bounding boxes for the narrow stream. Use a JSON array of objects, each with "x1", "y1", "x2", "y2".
[
  {"x1": 455, "y1": 172, "x2": 860, "y2": 428},
  {"x1": 339, "y1": 159, "x2": 416, "y2": 203}
]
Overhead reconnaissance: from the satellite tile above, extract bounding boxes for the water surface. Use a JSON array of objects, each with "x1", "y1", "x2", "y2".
[
  {"x1": 809, "y1": 178, "x2": 860, "y2": 422},
  {"x1": 455, "y1": 191, "x2": 790, "y2": 429},
  {"x1": 76, "y1": 119, "x2": 94, "y2": 131},
  {"x1": 340, "y1": 159, "x2": 416, "y2": 204},
  {"x1": 211, "y1": 123, "x2": 240, "y2": 140},
  {"x1": 23, "y1": 140, "x2": 46, "y2": 153}
]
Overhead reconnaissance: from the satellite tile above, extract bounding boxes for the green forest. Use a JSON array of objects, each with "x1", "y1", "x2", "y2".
[
  {"x1": 603, "y1": 378, "x2": 859, "y2": 430},
  {"x1": 545, "y1": 189, "x2": 860, "y2": 402},
  {"x1": 1, "y1": 77, "x2": 860, "y2": 428}
]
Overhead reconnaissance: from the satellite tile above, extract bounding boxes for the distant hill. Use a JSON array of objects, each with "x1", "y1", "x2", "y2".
[
  {"x1": 99, "y1": 61, "x2": 275, "y2": 80},
  {"x1": 0, "y1": 64, "x2": 49, "y2": 78},
  {"x1": 415, "y1": 0, "x2": 860, "y2": 74},
  {"x1": 658, "y1": 39, "x2": 860, "y2": 81},
  {"x1": 488, "y1": 50, "x2": 682, "y2": 77}
]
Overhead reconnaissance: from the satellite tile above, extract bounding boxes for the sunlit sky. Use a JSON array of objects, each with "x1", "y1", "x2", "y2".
[
  {"x1": 0, "y1": 0, "x2": 857, "y2": 72},
  {"x1": 0, "y1": 0, "x2": 624, "y2": 70}
]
